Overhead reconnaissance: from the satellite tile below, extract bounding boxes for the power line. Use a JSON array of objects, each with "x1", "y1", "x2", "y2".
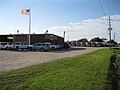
[{"x1": 98, "y1": 0, "x2": 107, "y2": 16}]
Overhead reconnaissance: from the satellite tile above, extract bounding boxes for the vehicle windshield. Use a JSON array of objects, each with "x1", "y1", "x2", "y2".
[{"x1": 2, "y1": 43, "x2": 7, "y2": 45}]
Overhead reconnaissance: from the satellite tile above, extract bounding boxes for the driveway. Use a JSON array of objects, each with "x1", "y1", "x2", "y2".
[{"x1": 0, "y1": 47, "x2": 101, "y2": 72}]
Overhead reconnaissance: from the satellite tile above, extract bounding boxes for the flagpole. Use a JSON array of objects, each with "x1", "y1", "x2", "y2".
[{"x1": 29, "y1": 8, "x2": 31, "y2": 45}]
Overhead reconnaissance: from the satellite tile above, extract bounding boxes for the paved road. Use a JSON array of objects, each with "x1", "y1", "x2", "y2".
[{"x1": 0, "y1": 47, "x2": 101, "y2": 72}]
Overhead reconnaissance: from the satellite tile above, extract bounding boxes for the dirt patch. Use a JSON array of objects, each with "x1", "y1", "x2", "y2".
[{"x1": 0, "y1": 47, "x2": 101, "y2": 72}]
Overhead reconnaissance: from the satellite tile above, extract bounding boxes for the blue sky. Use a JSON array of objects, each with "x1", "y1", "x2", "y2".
[{"x1": 0, "y1": 0, "x2": 120, "y2": 42}]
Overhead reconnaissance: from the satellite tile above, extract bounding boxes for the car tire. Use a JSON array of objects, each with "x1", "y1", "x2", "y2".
[
  {"x1": 41, "y1": 48, "x2": 44, "y2": 52},
  {"x1": 6, "y1": 47, "x2": 9, "y2": 50},
  {"x1": 16, "y1": 46, "x2": 19, "y2": 50},
  {"x1": 27, "y1": 47, "x2": 30, "y2": 50},
  {"x1": 29, "y1": 47, "x2": 32, "y2": 51},
  {"x1": 51, "y1": 47, "x2": 55, "y2": 51}
]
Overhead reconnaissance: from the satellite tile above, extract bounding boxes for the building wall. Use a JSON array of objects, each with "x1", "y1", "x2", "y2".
[
  {"x1": 13, "y1": 35, "x2": 28, "y2": 43},
  {"x1": 0, "y1": 34, "x2": 64, "y2": 45},
  {"x1": 0, "y1": 35, "x2": 13, "y2": 42},
  {"x1": 13, "y1": 34, "x2": 64, "y2": 45},
  {"x1": 31, "y1": 34, "x2": 46, "y2": 44}
]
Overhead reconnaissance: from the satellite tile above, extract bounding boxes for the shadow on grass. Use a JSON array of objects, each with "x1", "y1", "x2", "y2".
[{"x1": 104, "y1": 53, "x2": 120, "y2": 90}]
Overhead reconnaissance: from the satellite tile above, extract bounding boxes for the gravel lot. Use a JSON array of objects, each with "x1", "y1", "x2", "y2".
[{"x1": 0, "y1": 47, "x2": 101, "y2": 72}]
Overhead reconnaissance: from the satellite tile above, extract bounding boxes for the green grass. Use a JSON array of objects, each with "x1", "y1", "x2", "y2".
[{"x1": 0, "y1": 49, "x2": 113, "y2": 90}]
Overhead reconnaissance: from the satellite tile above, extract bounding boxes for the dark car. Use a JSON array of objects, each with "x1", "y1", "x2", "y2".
[{"x1": 63, "y1": 42, "x2": 71, "y2": 49}]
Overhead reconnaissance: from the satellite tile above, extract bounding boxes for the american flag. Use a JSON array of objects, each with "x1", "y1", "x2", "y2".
[{"x1": 21, "y1": 9, "x2": 30, "y2": 15}]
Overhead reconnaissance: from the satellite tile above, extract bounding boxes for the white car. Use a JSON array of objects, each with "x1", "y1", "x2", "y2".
[
  {"x1": 0, "y1": 42, "x2": 13, "y2": 50},
  {"x1": 30, "y1": 43, "x2": 50, "y2": 51},
  {"x1": 47, "y1": 43, "x2": 60, "y2": 51},
  {"x1": 12, "y1": 42, "x2": 30, "y2": 50}
]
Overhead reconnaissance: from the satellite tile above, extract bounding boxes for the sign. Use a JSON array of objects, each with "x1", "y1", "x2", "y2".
[
  {"x1": 45, "y1": 35, "x2": 57, "y2": 40},
  {"x1": 7, "y1": 37, "x2": 13, "y2": 39}
]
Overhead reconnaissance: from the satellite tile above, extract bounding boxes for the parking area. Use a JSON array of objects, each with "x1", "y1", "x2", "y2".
[{"x1": 0, "y1": 47, "x2": 101, "y2": 72}]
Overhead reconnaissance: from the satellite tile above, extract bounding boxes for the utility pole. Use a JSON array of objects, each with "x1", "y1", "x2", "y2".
[
  {"x1": 114, "y1": 32, "x2": 115, "y2": 41},
  {"x1": 64, "y1": 31, "x2": 65, "y2": 42},
  {"x1": 108, "y1": 16, "x2": 112, "y2": 49}
]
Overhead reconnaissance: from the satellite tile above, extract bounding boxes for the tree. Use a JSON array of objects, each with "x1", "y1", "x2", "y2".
[
  {"x1": 90, "y1": 37, "x2": 103, "y2": 42},
  {"x1": 77, "y1": 38, "x2": 88, "y2": 42},
  {"x1": 101, "y1": 38, "x2": 107, "y2": 41}
]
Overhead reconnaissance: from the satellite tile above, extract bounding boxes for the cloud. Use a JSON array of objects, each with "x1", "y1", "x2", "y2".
[
  {"x1": 111, "y1": 15, "x2": 120, "y2": 20},
  {"x1": 45, "y1": 14, "x2": 120, "y2": 41}
]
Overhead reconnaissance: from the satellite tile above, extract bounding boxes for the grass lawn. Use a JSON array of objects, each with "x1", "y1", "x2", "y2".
[{"x1": 0, "y1": 49, "x2": 118, "y2": 90}]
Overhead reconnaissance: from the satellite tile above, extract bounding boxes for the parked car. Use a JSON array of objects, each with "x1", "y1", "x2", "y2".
[
  {"x1": 0, "y1": 42, "x2": 2, "y2": 49},
  {"x1": 29, "y1": 43, "x2": 50, "y2": 51},
  {"x1": 12, "y1": 42, "x2": 30, "y2": 50},
  {"x1": 45, "y1": 42, "x2": 60, "y2": 51},
  {"x1": 63, "y1": 42, "x2": 71, "y2": 49},
  {"x1": 0, "y1": 42, "x2": 13, "y2": 50}
]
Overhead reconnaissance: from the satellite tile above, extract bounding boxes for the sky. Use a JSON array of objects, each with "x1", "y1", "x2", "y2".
[{"x1": 0, "y1": 0, "x2": 120, "y2": 42}]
